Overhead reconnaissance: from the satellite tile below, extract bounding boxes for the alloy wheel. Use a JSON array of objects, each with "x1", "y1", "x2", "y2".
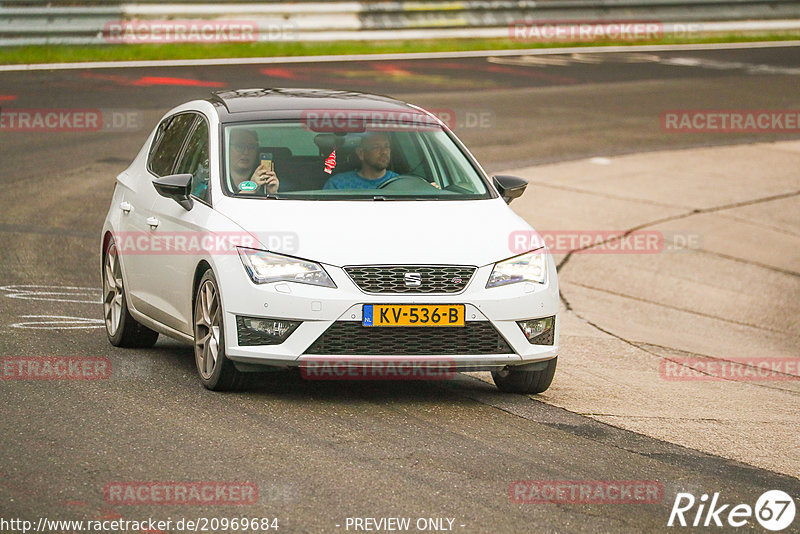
[
  {"x1": 103, "y1": 243, "x2": 124, "y2": 336},
  {"x1": 194, "y1": 280, "x2": 221, "y2": 379}
]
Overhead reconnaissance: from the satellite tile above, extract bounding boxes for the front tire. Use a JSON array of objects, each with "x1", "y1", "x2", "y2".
[
  {"x1": 193, "y1": 270, "x2": 245, "y2": 391},
  {"x1": 103, "y1": 238, "x2": 159, "y2": 348},
  {"x1": 492, "y1": 358, "x2": 557, "y2": 394}
]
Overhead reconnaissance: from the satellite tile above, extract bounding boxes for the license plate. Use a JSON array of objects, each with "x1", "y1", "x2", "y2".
[{"x1": 362, "y1": 304, "x2": 465, "y2": 327}]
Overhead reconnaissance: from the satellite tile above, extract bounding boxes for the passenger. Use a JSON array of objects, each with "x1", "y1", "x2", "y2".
[
  {"x1": 323, "y1": 132, "x2": 397, "y2": 189},
  {"x1": 229, "y1": 129, "x2": 279, "y2": 194}
]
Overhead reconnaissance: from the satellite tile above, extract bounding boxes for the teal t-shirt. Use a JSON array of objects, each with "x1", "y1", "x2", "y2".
[{"x1": 323, "y1": 170, "x2": 398, "y2": 190}]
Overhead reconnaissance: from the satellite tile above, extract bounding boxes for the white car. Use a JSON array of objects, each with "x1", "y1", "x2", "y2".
[{"x1": 101, "y1": 89, "x2": 559, "y2": 393}]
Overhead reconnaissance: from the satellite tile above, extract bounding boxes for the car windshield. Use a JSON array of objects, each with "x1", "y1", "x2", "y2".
[{"x1": 221, "y1": 115, "x2": 491, "y2": 200}]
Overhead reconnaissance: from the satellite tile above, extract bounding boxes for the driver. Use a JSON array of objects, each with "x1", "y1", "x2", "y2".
[{"x1": 323, "y1": 132, "x2": 398, "y2": 189}]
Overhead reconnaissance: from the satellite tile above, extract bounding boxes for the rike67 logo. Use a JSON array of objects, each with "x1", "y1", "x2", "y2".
[{"x1": 668, "y1": 490, "x2": 796, "y2": 531}]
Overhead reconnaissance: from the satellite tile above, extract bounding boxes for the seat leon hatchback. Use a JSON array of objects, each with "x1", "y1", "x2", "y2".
[{"x1": 101, "y1": 88, "x2": 559, "y2": 393}]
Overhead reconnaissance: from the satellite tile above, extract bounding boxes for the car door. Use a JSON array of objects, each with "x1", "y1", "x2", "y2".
[
  {"x1": 123, "y1": 112, "x2": 198, "y2": 325},
  {"x1": 113, "y1": 166, "x2": 160, "y2": 315},
  {"x1": 143, "y1": 114, "x2": 215, "y2": 335}
]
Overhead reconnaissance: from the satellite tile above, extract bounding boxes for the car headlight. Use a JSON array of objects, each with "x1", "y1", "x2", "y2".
[
  {"x1": 237, "y1": 247, "x2": 336, "y2": 288},
  {"x1": 486, "y1": 249, "x2": 547, "y2": 288}
]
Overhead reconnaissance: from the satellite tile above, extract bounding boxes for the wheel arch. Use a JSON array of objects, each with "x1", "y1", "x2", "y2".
[
  {"x1": 102, "y1": 231, "x2": 114, "y2": 258},
  {"x1": 192, "y1": 260, "x2": 213, "y2": 313}
]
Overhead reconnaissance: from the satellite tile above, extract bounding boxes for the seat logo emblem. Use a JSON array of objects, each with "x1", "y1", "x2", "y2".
[{"x1": 404, "y1": 272, "x2": 422, "y2": 287}]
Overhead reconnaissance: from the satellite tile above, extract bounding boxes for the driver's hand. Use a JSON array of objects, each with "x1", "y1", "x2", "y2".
[{"x1": 252, "y1": 166, "x2": 279, "y2": 194}]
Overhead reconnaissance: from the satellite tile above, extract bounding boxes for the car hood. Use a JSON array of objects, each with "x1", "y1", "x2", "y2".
[{"x1": 214, "y1": 197, "x2": 533, "y2": 267}]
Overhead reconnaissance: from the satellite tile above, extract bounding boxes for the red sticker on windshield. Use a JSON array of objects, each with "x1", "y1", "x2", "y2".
[{"x1": 323, "y1": 149, "x2": 336, "y2": 174}]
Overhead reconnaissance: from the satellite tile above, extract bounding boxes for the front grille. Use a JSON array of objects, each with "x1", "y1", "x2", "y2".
[
  {"x1": 305, "y1": 321, "x2": 513, "y2": 355},
  {"x1": 344, "y1": 265, "x2": 476, "y2": 294}
]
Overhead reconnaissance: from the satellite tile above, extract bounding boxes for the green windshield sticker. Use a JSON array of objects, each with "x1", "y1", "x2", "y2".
[{"x1": 238, "y1": 180, "x2": 258, "y2": 192}]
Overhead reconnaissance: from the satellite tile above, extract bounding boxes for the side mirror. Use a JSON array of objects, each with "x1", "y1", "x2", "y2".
[
  {"x1": 153, "y1": 173, "x2": 193, "y2": 211},
  {"x1": 493, "y1": 175, "x2": 528, "y2": 204}
]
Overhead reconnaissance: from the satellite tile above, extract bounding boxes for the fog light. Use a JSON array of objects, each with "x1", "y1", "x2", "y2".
[
  {"x1": 517, "y1": 316, "x2": 555, "y2": 345},
  {"x1": 243, "y1": 318, "x2": 296, "y2": 338},
  {"x1": 237, "y1": 316, "x2": 300, "y2": 346}
]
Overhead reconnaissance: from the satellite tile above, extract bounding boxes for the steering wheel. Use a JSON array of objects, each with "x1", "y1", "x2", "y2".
[{"x1": 377, "y1": 174, "x2": 436, "y2": 190}]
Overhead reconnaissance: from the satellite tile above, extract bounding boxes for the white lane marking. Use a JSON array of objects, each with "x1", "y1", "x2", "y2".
[
  {"x1": 489, "y1": 55, "x2": 576, "y2": 67},
  {"x1": 10, "y1": 315, "x2": 104, "y2": 329},
  {"x1": 0, "y1": 40, "x2": 798, "y2": 72},
  {"x1": 489, "y1": 52, "x2": 661, "y2": 67},
  {"x1": 660, "y1": 56, "x2": 800, "y2": 75},
  {"x1": 490, "y1": 51, "x2": 800, "y2": 75},
  {"x1": 589, "y1": 157, "x2": 612, "y2": 165},
  {"x1": 489, "y1": 52, "x2": 661, "y2": 68},
  {"x1": 0, "y1": 285, "x2": 101, "y2": 304}
]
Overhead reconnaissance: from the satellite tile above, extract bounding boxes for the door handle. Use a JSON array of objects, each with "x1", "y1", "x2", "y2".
[
  {"x1": 146, "y1": 217, "x2": 160, "y2": 229},
  {"x1": 120, "y1": 201, "x2": 132, "y2": 213}
]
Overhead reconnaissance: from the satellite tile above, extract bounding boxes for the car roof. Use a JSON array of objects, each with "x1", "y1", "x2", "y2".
[{"x1": 209, "y1": 88, "x2": 424, "y2": 123}]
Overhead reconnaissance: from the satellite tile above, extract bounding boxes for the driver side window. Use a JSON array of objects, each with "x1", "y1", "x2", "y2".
[
  {"x1": 148, "y1": 113, "x2": 197, "y2": 177},
  {"x1": 176, "y1": 118, "x2": 210, "y2": 203}
]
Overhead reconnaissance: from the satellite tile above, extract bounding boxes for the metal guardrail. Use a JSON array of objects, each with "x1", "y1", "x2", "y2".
[{"x1": 1, "y1": 0, "x2": 800, "y2": 46}]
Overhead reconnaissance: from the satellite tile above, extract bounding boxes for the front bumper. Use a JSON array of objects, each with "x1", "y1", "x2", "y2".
[{"x1": 217, "y1": 256, "x2": 559, "y2": 370}]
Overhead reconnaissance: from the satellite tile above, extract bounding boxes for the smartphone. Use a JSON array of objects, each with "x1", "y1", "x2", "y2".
[{"x1": 259, "y1": 151, "x2": 273, "y2": 172}]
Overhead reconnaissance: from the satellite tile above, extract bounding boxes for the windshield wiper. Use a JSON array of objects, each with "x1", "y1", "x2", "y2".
[{"x1": 371, "y1": 195, "x2": 442, "y2": 201}]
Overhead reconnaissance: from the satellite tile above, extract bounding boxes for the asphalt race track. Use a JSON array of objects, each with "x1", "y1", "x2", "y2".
[{"x1": 0, "y1": 43, "x2": 798, "y2": 533}]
